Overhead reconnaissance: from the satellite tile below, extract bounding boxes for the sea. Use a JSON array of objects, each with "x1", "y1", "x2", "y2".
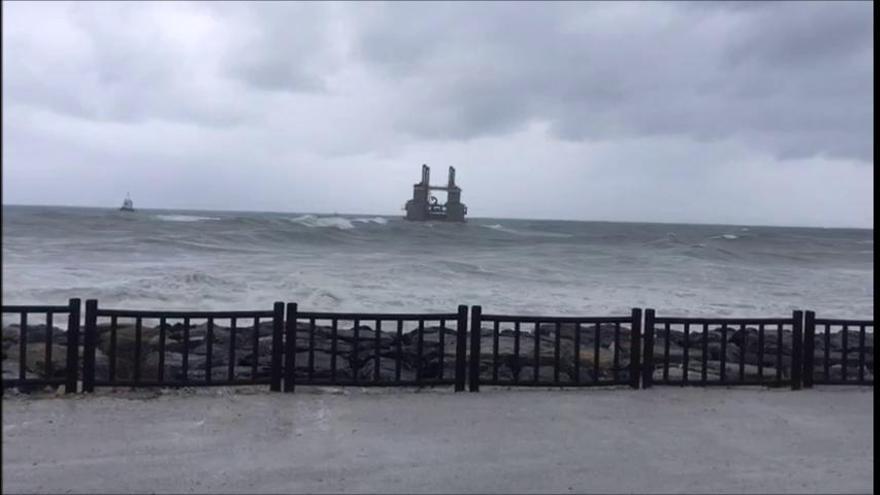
[{"x1": 1, "y1": 205, "x2": 873, "y2": 324}]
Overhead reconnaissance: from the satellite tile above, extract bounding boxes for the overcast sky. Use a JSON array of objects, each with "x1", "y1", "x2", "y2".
[{"x1": 2, "y1": 1, "x2": 873, "y2": 227}]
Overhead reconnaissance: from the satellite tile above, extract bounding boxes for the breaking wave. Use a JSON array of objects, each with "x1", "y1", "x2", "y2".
[{"x1": 154, "y1": 215, "x2": 221, "y2": 223}]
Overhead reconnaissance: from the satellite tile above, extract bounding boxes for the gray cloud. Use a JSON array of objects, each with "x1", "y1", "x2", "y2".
[
  {"x1": 352, "y1": 1, "x2": 873, "y2": 161},
  {"x1": 2, "y1": 1, "x2": 874, "y2": 227}
]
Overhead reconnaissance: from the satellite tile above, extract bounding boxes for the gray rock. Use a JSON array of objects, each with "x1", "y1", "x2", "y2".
[{"x1": 23, "y1": 343, "x2": 70, "y2": 377}]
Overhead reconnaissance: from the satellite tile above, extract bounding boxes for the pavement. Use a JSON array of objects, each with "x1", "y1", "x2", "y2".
[{"x1": 1, "y1": 386, "x2": 874, "y2": 493}]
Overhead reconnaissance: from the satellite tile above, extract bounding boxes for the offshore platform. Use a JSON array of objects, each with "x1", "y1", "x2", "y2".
[{"x1": 404, "y1": 164, "x2": 467, "y2": 222}]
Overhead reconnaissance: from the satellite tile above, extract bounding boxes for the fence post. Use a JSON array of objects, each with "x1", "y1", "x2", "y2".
[
  {"x1": 283, "y1": 303, "x2": 297, "y2": 393},
  {"x1": 270, "y1": 302, "x2": 284, "y2": 392},
  {"x1": 455, "y1": 305, "x2": 468, "y2": 392},
  {"x1": 65, "y1": 298, "x2": 81, "y2": 394},
  {"x1": 802, "y1": 311, "x2": 815, "y2": 389},
  {"x1": 642, "y1": 309, "x2": 655, "y2": 388},
  {"x1": 82, "y1": 299, "x2": 98, "y2": 393},
  {"x1": 630, "y1": 308, "x2": 642, "y2": 389},
  {"x1": 790, "y1": 310, "x2": 804, "y2": 390},
  {"x1": 469, "y1": 305, "x2": 482, "y2": 392}
]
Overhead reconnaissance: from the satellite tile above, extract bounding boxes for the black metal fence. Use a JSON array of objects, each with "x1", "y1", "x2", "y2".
[
  {"x1": 1, "y1": 298, "x2": 81, "y2": 393},
  {"x1": 81, "y1": 300, "x2": 285, "y2": 392},
  {"x1": 643, "y1": 310, "x2": 803, "y2": 389},
  {"x1": 283, "y1": 304, "x2": 468, "y2": 392},
  {"x1": 468, "y1": 307, "x2": 642, "y2": 391},
  {"x1": 804, "y1": 312, "x2": 874, "y2": 387},
  {"x1": 2, "y1": 300, "x2": 873, "y2": 393}
]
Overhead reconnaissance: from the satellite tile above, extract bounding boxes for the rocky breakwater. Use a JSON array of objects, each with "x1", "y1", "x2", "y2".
[
  {"x1": 473, "y1": 323, "x2": 636, "y2": 383},
  {"x1": 2, "y1": 321, "x2": 464, "y2": 386},
  {"x1": 647, "y1": 326, "x2": 874, "y2": 383},
  {"x1": 3, "y1": 324, "x2": 71, "y2": 386}
]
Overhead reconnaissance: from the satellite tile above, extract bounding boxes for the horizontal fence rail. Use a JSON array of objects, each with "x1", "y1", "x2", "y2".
[
  {"x1": 643, "y1": 310, "x2": 804, "y2": 389},
  {"x1": 1, "y1": 299, "x2": 81, "y2": 394},
  {"x1": 804, "y1": 312, "x2": 874, "y2": 387},
  {"x1": 468, "y1": 307, "x2": 642, "y2": 391},
  {"x1": 81, "y1": 300, "x2": 284, "y2": 392},
  {"x1": 283, "y1": 304, "x2": 469, "y2": 392},
  {"x1": 2, "y1": 300, "x2": 873, "y2": 394}
]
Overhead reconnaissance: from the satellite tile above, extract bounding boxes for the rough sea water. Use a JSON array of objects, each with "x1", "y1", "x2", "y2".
[{"x1": 1, "y1": 205, "x2": 873, "y2": 324}]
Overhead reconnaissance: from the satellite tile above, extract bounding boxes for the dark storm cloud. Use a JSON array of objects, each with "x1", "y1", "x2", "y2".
[{"x1": 351, "y1": 1, "x2": 873, "y2": 161}]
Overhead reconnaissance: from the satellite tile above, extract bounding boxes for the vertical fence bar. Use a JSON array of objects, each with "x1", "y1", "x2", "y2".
[
  {"x1": 493, "y1": 320, "x2": 500, "y2": 383},
  {"x1": 720, "y1": 324, "x2": 728, "y2": 385},
  {"x1": 395, "y1": 319, "x2": 402, "y2": 384},
  {"x1": 776, "y1": 323, "x2": 783, "y2": 385},
  {"x1": 592, "y1": 323, "x2": 600, "y2": 384},
  {"x1": 682, "y1": 322, "x2": 690, "y2": 386},
  {"x1": 134, "y1": 317, "x2": 143, "y2": 384},
  {"x1": 841, "y1": 324, "x2": 849, "y2": 382},
  {"x1": 415, "y1": 319, "x2": 423, "y2": 386},
  {"x1": 108, "y1": 316, "x2": 117, "y2": 382},
  {"x1": 791, "y1": 311, "x2": 803, "y2": 390},
  {"x1": 738, "y1": 323, "x2": 746, "y2": 383},
  {"x1": 701, "y1": 323, "x2": 709, "y2": 384},
  {"x1": 283, "y1": 303, "x2": 297, "y2": 392},
  {"x1": 454, "y1": 305, "x2": 468, "y2": 392},
  {"x1": 205, "y1": 318, "x2": 214, "y2": 384},
  {"x1": 45, "y1": 312, "x2": 54, "y2": 380},
  {"x1": 182, "y1": 317, "x2": 190, "y2": 382},
  {"x1": 662, "y1": 322, "x2": 670, "y2": 383},
  {"x1": 251, "y1": 317, "x2": 259, "y2": 383},
  {"x1": 823, "y1": 323, "x2": 830, "y2": 382},
  {"x1": 65, "y1": 298, "x2": 81, "y2": 394},
  {"x1": 535, "y1": 322, "x2": 542, "y2": 383},
  {"x1": 308, "y1": 318, "x2": 316, "y2": 382},
  {"x1": 803, "y1": 311, "x2": 815, "y2": 388},
  {"x1": 375, "y1": 319, "x2": 382, "y2": 382},
  {"x1": 354, "y1": 319, "x2": 362, "y2": 385},
  {"x1": 332, "y1": 319, "x2": 339, "y2": 382},
  {"x1": 438, "y1": 319, "x2": 445, "y2": 381},
  {"x1": 858, "y1": 324, "x2": 866, "y2": 383},
  {"x1": 612, "y1": 322, "x2": 620, "y2": 383},
  {"x1": 227, "y1": 318, "x2": 236, "y2": 383},
  {"x1": 513, "y1": 321, "x2": 521, "y2": 384},
  {"x1": 641, "y1": 309, "x2": 654, "y2": 388},
  {"x1": 469, "y1": 306, "x2": 482, "y2": 392},
  {"x1": 18, "y1": 311, "x2": 27, "y2": 382},
  {"x1": 756, "y1": 323, "x2": 765, "y2": 382},
  {"x1": 159, "y1": 317, "x2": 167, "y2": 383},
  {"x1": 630, "y1": 308, "x2": 642, "y2": 389},
  {"x1": 82, "y1": 299, "x2": 98, "y2": 393},
  {"x1": 554, "y1": 322, "x2": 561, "y2": 384},
  {"x1": 270, "y1": 302, "x2": 284, "y2": 392},
  {"x1": 574, "y1": 322, "x2": 582, "y2": 385}
]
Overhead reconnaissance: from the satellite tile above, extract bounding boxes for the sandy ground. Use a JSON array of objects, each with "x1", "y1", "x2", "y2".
[{"x1": 2, "y1": 386, "x2": 874, "y2": 494}]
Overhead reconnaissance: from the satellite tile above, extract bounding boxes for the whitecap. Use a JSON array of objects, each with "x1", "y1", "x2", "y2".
[
  {"x1": 154, "y1": 215, "x2": 220, "y2": 222},
  {"x1": 289, "y1": 215, "x2": 355, "y2": 230},
  {"x1": 351, "y1": 217, "x2": 389, "y2": 225}
]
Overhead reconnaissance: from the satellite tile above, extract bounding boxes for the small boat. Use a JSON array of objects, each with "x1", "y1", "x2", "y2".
[{"x1": 120, "y1": 193, "x2": 135, "y2": 212}]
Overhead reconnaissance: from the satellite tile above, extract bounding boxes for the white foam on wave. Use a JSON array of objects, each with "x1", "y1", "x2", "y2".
[
  {"x1": 155, "y1": 215, "x2": 220, "y2": 223},
  {"x1": 480, "y1": 223, "x2": 572, "y2": 238},
  {"x1": 290, "y1": 215, "x2": 355, "y2": 230},
  {"x1": 351, "y1": 217, "x2": 389, "y2": 225}
]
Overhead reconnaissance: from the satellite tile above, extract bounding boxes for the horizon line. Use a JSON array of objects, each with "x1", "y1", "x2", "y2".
[{"x1": 1, "y1": 202, "x2": 873, "y2": 231}]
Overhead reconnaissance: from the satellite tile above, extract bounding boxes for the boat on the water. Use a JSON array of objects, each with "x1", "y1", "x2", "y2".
[{"x1": 120, "y1": 193, "x2": 135, "y2": 212}]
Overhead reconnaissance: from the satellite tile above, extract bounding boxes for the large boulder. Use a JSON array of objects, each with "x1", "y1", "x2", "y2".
[
  {"x1": 356, "y1": 356, "x2": 415, "y2": 383},
  {"x1": 23, "y1": 344, "x2": 70, "y2": 377}
]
